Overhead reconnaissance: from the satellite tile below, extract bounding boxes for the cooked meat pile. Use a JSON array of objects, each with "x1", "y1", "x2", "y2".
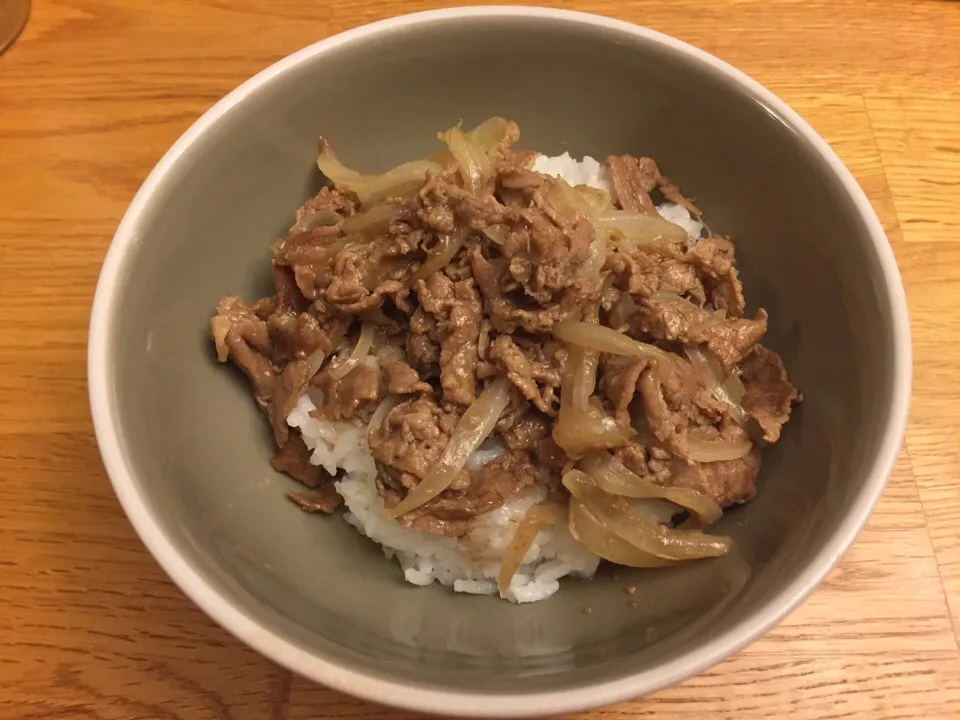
[{"x1": 211, "y1": 118, "x2": 800, "y2": 542}]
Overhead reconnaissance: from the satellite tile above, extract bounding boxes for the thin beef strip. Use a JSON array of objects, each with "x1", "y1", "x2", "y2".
[
  {"x1": 605, "y1": 154, "x2": 702, "y2": 218},
  {"x1": 741, "y1": 346, "x2": 802, "y2": 444}
]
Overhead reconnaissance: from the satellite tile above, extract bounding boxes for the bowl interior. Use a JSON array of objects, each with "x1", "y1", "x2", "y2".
[{"x1": 103, "y1": 13, "x2": 897, "y2": 698}]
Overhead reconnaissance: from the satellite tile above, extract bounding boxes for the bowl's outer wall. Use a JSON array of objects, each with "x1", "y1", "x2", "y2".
[{"x1": 110, "y1": 16, "x2": 894, "y2": 694}]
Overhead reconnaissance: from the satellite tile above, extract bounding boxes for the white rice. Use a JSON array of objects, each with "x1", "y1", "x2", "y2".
[
  {"x1": 288, "y1": 394, "x2": 599, "y2": 603},
  {"x1": 285, "y1": 153, "x2": 700, "y2": 602}
]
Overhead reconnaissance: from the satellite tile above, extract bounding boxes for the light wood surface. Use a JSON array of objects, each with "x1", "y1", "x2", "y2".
[{"x1": 1, "y1": 1, "x2": 959, "y2": 718}]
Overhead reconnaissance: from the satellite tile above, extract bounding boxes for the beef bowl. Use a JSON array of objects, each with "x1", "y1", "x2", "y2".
[{"x1": 88, "y1": 7, "x2": 910, "y2": 717}]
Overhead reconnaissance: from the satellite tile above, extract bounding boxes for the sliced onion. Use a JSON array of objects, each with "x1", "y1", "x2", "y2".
[
  {"x1": 429, "y1": 117, "x2": 512, "y2": 165},
  {"x1": 415, "y1": 226, "x2": 469, "y2": 282},
  {"x1": 562, "y1": 470, "x2": 732, "y2": 560},
  {"x1": 546, "y1": 179, "x2": 597, "y2": 222},
  {"x1": 317, "y1": 138, "x2": 441, "y2": 205},
  {"x1": 569, "y1": 500, "x2": 675, "y2": 568},
  {"x1": 210, "y1": 316, "x2": 231, "y2": 362},
  {"x1": 367, "y1": 394, "x2": 402, "y2": 441},
  {"x1": 498, "y1": 504, "x2": 566, "y2": 595},
  {"x1": 580, "y1": 235, "x2": 607, "y2": 282},
  {"x1": 342, "y1": 203, "x2": 407, "y2": 236},
  {"x1": 574, "y1": 185, "x2": 614, "y2": 213},
  {"x1": 304, "y1": 349, "x2": 327, "y2": 380},
  {"x1": 384, "y1": 376, "x2": 513, "y2": 519},
  {"x1": 608, "y1": 293, "x2": 639, "y2": 329},
  {"x1": 598, "y1": 210, "x2": 689, "y2": 245},
  {"x1": 327, "y1": 323, "x2": 375, "y2": 381},
  {"x1": 481, "y1": 224, "x2": 508, "y2": 245},
  {"x1": 553, "y1": 321, "x2": 675, "y2": 379},
  {"x1": 579, "y1": 451, "x2": 722, "y2": 524},
  {"x1": 293, "y1": 209, "x2": 343, "y2": 233},
  {"x1": 685, "y1": 345, "x2": 750, "y2": 427},
  {"x1": 440, "y1": 123, "x2": 492, "y2": 193},
  {"x1": 686, "y1": 434, "x2": 753, "y2": 462},
  {"x1": 467, "y1": 117, "x2": 512, "y2": 153},
  {"x1": 553, "y1": 307, "x2": 632, "y2": 458},
  {"x1": 553, "y1": 403, "x2": 633, "y2": 459}
]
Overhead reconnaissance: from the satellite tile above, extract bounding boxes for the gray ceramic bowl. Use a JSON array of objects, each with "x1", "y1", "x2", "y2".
[{"x1": 88, "y1": 7, "x2": 911, "y2": 717}]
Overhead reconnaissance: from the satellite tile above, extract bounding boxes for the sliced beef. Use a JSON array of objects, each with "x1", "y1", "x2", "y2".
[
  {"x1": 605, "y1": 155, "x2": 659, "y2": 213},
  {"x1": 270, "y1": 430, "x2": 328, "y2": 488},
  {"x1": 211, "y1": 297, "x2": 276, "y2": 407},
  {"x1": 599, "y1": 357, "x2": 649, "y2": 426},
  {"x1": 500, "y1": 412, "x2": 551, "y2": 451},
  {"x1": 399, "y1": 451, "x2": 547, "y2": 537},
  {"x1": 635, "y1": 360, "x2": 726, "y2": 459},
  {"x1": 370, "y1": 396, "x2": 546, "y2": 537},
  {"x1": 270, "y1": 358, "x2": 312, "y2": 445},
  {"x1": 613, "y1": 438, "x2": 758, "y2": 507},
  {"x1": 310, "y1": 362, "x2": 383, "y2": 422},
  {"x1": 666, "y1": 449, "x2": 762, "y2": 507},
  {"x1": 471, "y1": 250, "x2": 581, "y2": 333},
  {"x1": 613, "y1": 441, "x2": 673, "y2": 486},
  {"x1": 685, "y1": 234, "x2": 746, "y2": 317},
  {"x1": 487, "y1": 335, "x2": 562, "y2": 415},
  {"x1": 379, "y1": 355, "x2": 432, "y2": 395},
  {"x1": 368, "y1": 396, "x2": 460, "y2": 485},
  {"x1": 741, "y1": 346, "x2": 802, "y2": 443},
  {"x1": 288, "y1": 485, "x2": 344, "y2": 513},
  {"x1": 415, "y1": 272, "x2": 481, "y2": 406},
  {"x1": 609, "y1": 245, "x2": 707, "y2": 305},
  {"x1": 633, "y1": 295, "x2": 768, "y2": 371},
  {"x1": 604, "y1": 154, "x2": 701, "y2": 218}
]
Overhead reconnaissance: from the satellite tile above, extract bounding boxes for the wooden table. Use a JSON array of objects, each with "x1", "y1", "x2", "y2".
[{"x1": 2, "y1": 1, "x2": 959, "y2": 718}]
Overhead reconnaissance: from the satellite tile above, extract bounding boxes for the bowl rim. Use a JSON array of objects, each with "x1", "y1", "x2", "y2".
[{"x1": 88, "y1": 6, "x2": 912, "y2": 717}]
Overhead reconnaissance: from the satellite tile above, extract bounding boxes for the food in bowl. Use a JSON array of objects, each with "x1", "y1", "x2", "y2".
[{"x1": 210, "y1": 117, "x2": 801, "y2": 603}]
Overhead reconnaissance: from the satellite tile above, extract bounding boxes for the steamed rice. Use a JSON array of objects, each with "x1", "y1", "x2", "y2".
[{"x1": 285, "y1": 153, "x2": 703, "y2": 603}]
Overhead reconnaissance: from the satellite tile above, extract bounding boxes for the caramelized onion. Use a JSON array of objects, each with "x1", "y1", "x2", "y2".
[
  {"x1": 569, "y1": 500, "x2": 675, "y2": 568},
  {"x1": 686, "y1": 434, "x2": 752, "y2": 462},
  {"x1": 562, "y1": 470, "x2": 732, "y2": 560},
  {"x1": 304, "y1": 349, "x2": 327, "y2": 381},
  {"x1": 368, "y1": 394, "x2": 402, "y2": 440},
  {"x1": 467, "y1": 117, "x2": 512, "y2": 153},
  {"x1": 553, "y1": 307, "x2": 632, "y2": 458},
  {"x1": 579, "y1": 451, "x2": 722, "y2": 524},
  {"x1": 608, "y1": 293, "x2": 639, "y2": 330},
  {"x1": 685, "y1": 345, "x2": 751, "y2": 429},
  {"x1": 384, "y1": 376, "x2": 513, "y2": 519},
  {"x1": 574, "y1": 185, "x2": 614, "y2": 213},
  {"x1": 327, "y1": 323, "x2": 375, "y2": 381},
  {"x1": 498, "y1": 504, "x2": 566, "y2": 595},
  {"x1": 341, "y1": 203, "x2": 407, "y2": 236},
  {"x1": 415, "y1": 226, "x2": 469, "y2": 282},
  {"x1": 552, "y1": 321, "x2": 675, "y2": 379},
  {"x1": 598, "y1": 210, "x2": 689, "y2": 245},
  {"x1": 210, "y1": 316, "x2": 231, "y2": 362},
  {"x1": 580, "y1": 235, "x2": 607, "y2": 282},
  {"x1": 481, "y1": 224, "x2": 508, "y2": 245},
  {"x1": 317, "y1": 138, "x2": 441, "y2": 205},
  {"x1": 546, "y1": 178, "x2": 597, "y2": 221},
  {"x1": 429, "y1": 117, "x2": 512, "y2": 166},
  {"x1": 441, "y1": 123, "x2": 492, "y2": 193},
  {"x1": 293, "y1": 209, "x2": 342, "y2": 233}
]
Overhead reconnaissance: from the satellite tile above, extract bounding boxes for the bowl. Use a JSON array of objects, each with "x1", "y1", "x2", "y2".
[{"x1": 88, "y1": 7, "x2": 910, "y2": 717}]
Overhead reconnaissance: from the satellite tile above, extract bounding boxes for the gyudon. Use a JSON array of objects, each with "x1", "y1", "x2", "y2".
[{"x1": 210, "y1": 118, "x2": 800, "y2": 603}]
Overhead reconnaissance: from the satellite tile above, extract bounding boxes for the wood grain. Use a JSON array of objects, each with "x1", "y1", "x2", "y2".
[{"x1": 1, "y1": 1, "x2": 959, "y2": 718}]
